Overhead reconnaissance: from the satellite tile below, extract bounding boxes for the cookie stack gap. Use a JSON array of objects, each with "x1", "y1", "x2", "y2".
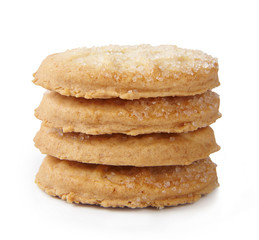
[{"x1": 33, "y1": 45, "x2": 221, "y2": 208}]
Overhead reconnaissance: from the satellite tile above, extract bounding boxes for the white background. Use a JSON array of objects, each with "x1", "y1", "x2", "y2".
[{"x1": 1, "y1": 0, "x2": 258, "y2": 239}]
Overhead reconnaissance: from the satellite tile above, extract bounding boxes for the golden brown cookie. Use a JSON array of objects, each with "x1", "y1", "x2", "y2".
[
  {"x1": 33, "y1": 45, "x2": 219, "y2": 99},
  {"x1": 35, "y1": 90, "x2": 221, "y2": 136},
  {"x1": 34, "y1": 124, "x2": 220, "y2": 166},
  {"x1": 35, "y1": 156, "x2": 219, "y2": 208}
]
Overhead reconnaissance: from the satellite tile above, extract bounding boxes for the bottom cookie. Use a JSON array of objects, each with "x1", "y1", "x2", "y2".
[{"x1": 35, "y1": 156, "x2": 219, "y2": 208}]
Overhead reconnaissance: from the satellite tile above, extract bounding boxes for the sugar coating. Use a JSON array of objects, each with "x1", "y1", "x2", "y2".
[
  {"x1": 68, "y1": 45, "x2": 218, "y2": 78},
  {"x1": 99, "y1": 158, "x2": 217, "y2": 191},
  {"x1": 33, "y1": 45, "x2": 219, "y2": 99},
  {"x1": 126, "y1": 90, "x2": 219, "y2": 121}
]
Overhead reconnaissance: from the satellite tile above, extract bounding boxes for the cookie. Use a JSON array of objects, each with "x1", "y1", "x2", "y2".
[
  {"x1": 35, "y1": 155, "x2": 219, "y2": 208},
  {"x1": 34, "y1": 124, "x2": 220, "y2": 166},
  {"x1": 33, "y1": 45, "x2": 219, "y2": 99},
  {"x1": 35, "y1": 90, "x2": 221, "y2": 136}
]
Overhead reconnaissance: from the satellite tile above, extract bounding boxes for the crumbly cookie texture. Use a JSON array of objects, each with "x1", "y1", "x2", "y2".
[
  {"x1": 34, "y1": 125, "x2": 220, "y2": 166},
  {"x1": 35, "y1": 156, "x2": 219, "y2": 208},
  {"x1": 33, "y1": 45, "x2": 219, "y2": 99},
  {"x1": 35, "y1": 90, "x2": 221, "y2": 136}
]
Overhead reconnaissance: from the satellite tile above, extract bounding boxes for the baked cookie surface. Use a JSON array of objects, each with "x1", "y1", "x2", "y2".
[
  {"x1": 35, "y1": 90, "x2": 221, "y2": 135},
  {"x1": 34, "y1": 125, "x2": 220, "y2": 166},
  {"x1": 35, "y1": 156, "x2": 219, "y2": 208},
  {"x1": 33, "y1": 45, "x2": 219, "y2": 99}
]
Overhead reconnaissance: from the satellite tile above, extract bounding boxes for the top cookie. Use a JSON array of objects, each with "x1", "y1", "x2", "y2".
[{"x1": 33, "y1": 45, "x2": 219, "y2": 99}]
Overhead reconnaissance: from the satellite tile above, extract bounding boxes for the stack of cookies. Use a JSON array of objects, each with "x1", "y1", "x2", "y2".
[{"x1": 33, "y1": 45, "x2": 221, "y2": 208}]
